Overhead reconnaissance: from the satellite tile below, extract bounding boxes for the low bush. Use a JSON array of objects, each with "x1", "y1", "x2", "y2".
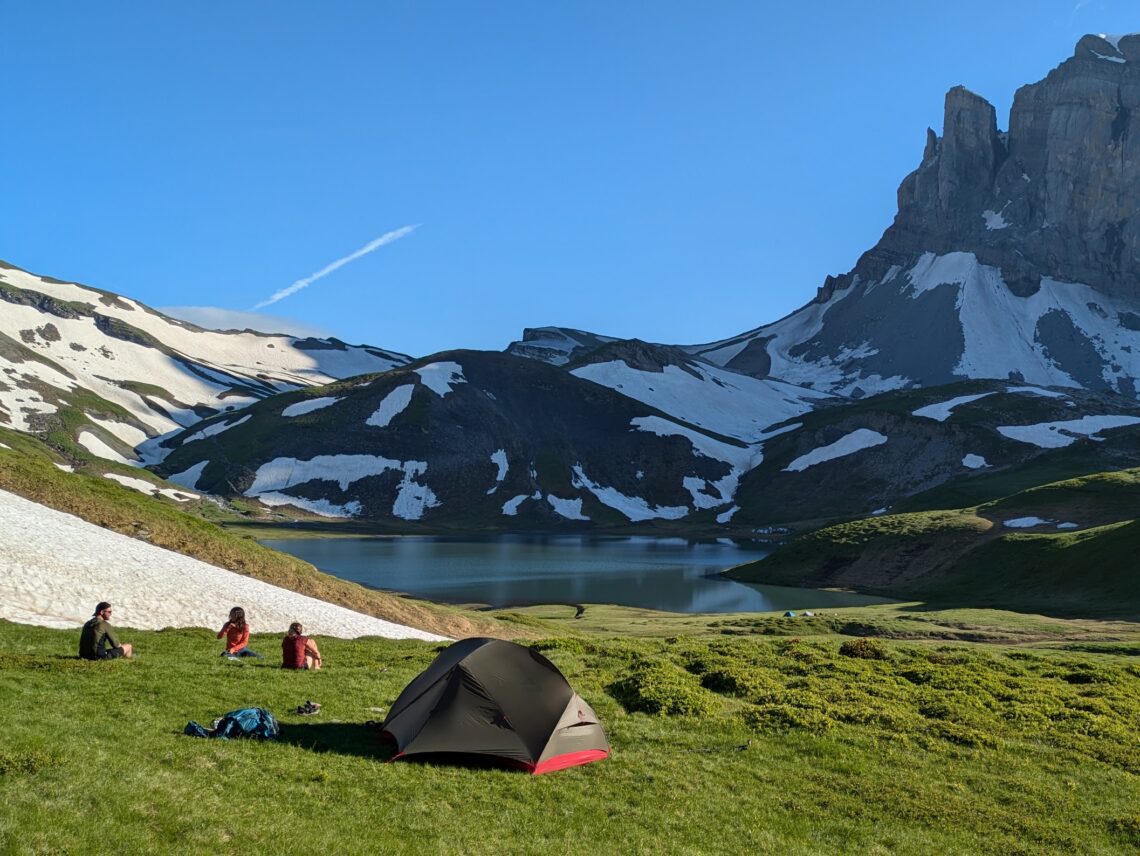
[
  {"x1": 839, "y1": 638, "x2": 888, "y2": 660},
  {"x1": 744, "y1": 703, "x2": 833, "y2": 735},
  {"x1": 608, "y1": 660, "x2": 720, "y2": 717},
  {"x1": 1109, "y1": 816, "x2": 1140, "y2": 847}
]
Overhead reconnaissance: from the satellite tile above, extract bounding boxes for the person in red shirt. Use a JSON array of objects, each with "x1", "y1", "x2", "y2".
[
  {"x1": 281, "y1": 621, "x2": 322, "y2": 670},
  {"x1": 217, "y1": 607, "x2": 262, "y2": 660}
]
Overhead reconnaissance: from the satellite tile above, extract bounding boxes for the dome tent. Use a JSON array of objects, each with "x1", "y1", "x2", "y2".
[{"x1": 380, "y1": 638, "x2": 609, "y2": 774}]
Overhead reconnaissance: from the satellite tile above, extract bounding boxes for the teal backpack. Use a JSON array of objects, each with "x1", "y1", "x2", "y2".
[{"x1": 184, "y1": 707, "x2": 279, "y2": 740}]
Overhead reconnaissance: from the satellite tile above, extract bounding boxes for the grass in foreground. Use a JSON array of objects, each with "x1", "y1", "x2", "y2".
[{"x1": 3, "y1": 621, "x2": 1140, "y2": 854}]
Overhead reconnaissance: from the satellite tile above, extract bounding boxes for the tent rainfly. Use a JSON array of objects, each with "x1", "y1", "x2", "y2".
[{"x1": 380, "y1": 637, "x2": 610, "y2": 774}]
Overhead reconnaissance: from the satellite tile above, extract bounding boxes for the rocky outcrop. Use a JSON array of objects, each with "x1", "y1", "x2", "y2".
[
  {"x1": 861, "y1": 33, "x2": 1140, "y2": 300},
  {"x1": 688, "y1": 35, "x2": 1140, "y2": 399}
]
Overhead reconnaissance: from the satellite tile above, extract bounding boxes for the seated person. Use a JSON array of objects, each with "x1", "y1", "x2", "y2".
[
  {"x1": 281, "y1": 622, "x2": 322, "y2": 670},
  {"x1": 79, "y1": 602, "x2": 133, "y2": 660},
  {"x1": 217, "y1": 606, "x2": 262, "y2": 659}
]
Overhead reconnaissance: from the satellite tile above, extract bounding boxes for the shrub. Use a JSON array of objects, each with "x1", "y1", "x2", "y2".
[
  {"x1": 0, "y1": 747, "x2": 63, "y2": 775},
  {"x1": 529, "y1": 638, "x2": 586, "y2": 656},
  {"x1": 608, "y1": 661, "x2": 720, "y2": 717},
  {"x1": 924, "y1": 721, "x2": 998, "y2": 749},
  {"x1": 690, "y1": 652, "x2": 777, "y2": 697},
  {"x1": 1109, "y1": 816, "x2": 1140, "y2": 847},
  {"x1": 839, "y1": 638, "x2": 888, "y2": 660},
  {"x1": 1062, "y1": 667, "x2": 1114, "y2": 685},
  {"x1": 744, "y1": 703, "x2": 833, "y2": 735}
]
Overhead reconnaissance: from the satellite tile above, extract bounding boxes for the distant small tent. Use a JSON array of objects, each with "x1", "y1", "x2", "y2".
[{"x1": 380, "y1": 638, "x2": 610, "y2": 774}]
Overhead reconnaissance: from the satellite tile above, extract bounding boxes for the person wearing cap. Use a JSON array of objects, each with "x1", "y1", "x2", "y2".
[{"x1": 78, "y1": 602, "x2": 134, "y2": 660}]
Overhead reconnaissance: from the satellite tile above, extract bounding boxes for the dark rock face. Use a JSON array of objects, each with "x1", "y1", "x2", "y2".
[
  {"x1": 690, "y1": 35, "x2": 1140, "y2": 399},
  {"x1": 505, "y1": 327, "x2": 616, "y2": 365},
  {"x1": 865, "y1": 34, "x2": 1140, "y2": 300}
]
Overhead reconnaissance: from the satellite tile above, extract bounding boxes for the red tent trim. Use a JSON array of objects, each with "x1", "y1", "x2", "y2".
[{"x1": 531, "y1": 749, "x2": 610, "y2": 775}]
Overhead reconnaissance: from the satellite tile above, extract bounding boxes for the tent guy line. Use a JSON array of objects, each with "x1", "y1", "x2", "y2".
[{"x1": 250, "y1": 224, "x2": 420, "y2": 310}]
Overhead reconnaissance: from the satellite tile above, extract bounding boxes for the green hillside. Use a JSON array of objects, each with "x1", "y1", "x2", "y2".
[
  {"x1": 728, "y1": 468, "x2": 1140, "y2": 618},
  {"x1": 0, "y1": 428, "x2": 518, "y2": 640}
]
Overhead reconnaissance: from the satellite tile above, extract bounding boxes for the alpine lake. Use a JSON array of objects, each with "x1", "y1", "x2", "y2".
[{"x1": 258, "y1": 534, "x2": 891, "y2": 614}]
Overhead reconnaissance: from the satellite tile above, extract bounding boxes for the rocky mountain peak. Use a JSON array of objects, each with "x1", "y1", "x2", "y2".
[
  {"x1": 862, "y1": 34, "x2": 1140, "y2": 301},
  {"x1": 689, "y1": 36, "x2": 1140, "y2": 398}
]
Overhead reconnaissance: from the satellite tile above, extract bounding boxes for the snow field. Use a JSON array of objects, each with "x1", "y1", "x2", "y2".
[
  {"x1": 282, "y1": 396, "x2": 341, "y2": 417},
  {"x1": 783, "y1": 429, "x2": 888, "y2": 473},
  {"x1": 414, "y1": 361, "x2": 466, "y2": 396},
  {"x1": 0, "y1": 488, "x2": 444, "y2": 640},
  {"x1": 997, "y1": 415, "x2": 1140, "y2": 449},
  {"x1": 366, "y1": 384, "x2": 415, "y2": 427}
]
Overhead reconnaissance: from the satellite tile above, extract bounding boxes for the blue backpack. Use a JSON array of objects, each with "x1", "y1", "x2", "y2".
[{"x1": 184, "y1": 707, "x2": 279, "y2": 740}]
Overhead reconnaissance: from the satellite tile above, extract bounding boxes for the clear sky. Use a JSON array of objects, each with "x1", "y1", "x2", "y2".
[{"x1": 4, "y1": 1, "x2": 1137, "y2": 357}]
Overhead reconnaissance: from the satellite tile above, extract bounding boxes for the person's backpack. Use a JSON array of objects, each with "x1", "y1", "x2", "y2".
[{"x1": 184, "y1": 707, "x2": 279, "y2": 740}]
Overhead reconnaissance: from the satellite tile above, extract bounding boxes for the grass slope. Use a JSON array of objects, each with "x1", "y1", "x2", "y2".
[
  {"x1": 2, "y1": 621, "x2": 1140, "y2": 854},
  {"x1": 728, "y1": 469, "x2": 1140, "y2": 619},
  {"x1": 0, "y1": 429, "x2": 518, "y2": 640}
]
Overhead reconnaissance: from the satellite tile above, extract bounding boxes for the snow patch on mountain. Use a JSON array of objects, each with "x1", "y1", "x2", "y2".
[
  {"x1": 181, "y1": 415, "x2": 250, "y2": 445},
  {"x1": 1091, "y1": 49, "x2": 1126, "y2": 63},
  {"x1": 247, "y1": 492, "x2": 363, "y2": 519},
  {"x1": 572, "y1": 360, "x2": 830, "y2": 442},
  {"x1": 77, "y1": 431, "x2": 140, "y2": 466},
  {"x1": 168, "y1": 461, "x2": 209, "y2": 491},
  {"x1": 630, "y1": 416, "x2": 757, "y2": 470},
  {"x1": 683, "y1": 471, "x2": 740, "y2": 510},
  {"x1": 691, "y1": 279, "x2": 859, "y2": 370},
  {"x1": 366, "y1": 384, "x2": 415, "y2": 428},
  {"x1": 501, "y1": 494, "x2": 529, "y2": 516},
  {"x1": 282, "y1": 396, "x2": 341, "y2": 417},
  {"x1": 913, "y1": 392, "x2": 994, "y2": 421},
  {"x1": 392, "y1": 462, "x2": 440, "y2": 520},
  {"x1": 1006, "y1": 386, "x2": 1070, "y2": 399},
  {"x1": 415, "y1": 361, "x2": 466, "y2": 396},
  {"x1": 103, "y1": 472, "x2": 199, "y2": 502},
  {"x1": 983, "y1": 209, "x2": 1010, "y2": 229},
  {"x1": 247, "y1": 454, "x2": 404, "y2": 494},
  {"x1": 88, "y1": 415, "x2": 149, "y2": 448},
  {"x1": 962, "y1": 454, "x2": 990, "y2": 469},
  {"x1": 1003, "y1": 516, "x2": 1051, "y2": 528},
  {"x1": 716, "y1": 505, "x2": 739, "y2": 523},
  {"x1": 502, "y1": 491, "x2": 542, "y2": 517},
  {"x1": 996, "y1": 415, "x2": 1140, "y2": 448},
  {"x1": 486, "y1": 449, "x2": 509, "y2": 495},
  {"x1": 547, "y1": 494, "x2": 589, "y2": 521},
  {"x1": 244, "y1": 454, "x2": 439, "y2": 520},
  {"x1": 571, "y1": 465, "x2": 687, "y2": 521},
  {"x1": 783, "y1": 429, "x2": 888, "y2": 472}
]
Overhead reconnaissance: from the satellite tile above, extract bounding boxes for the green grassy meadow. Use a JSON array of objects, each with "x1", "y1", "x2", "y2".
[
  {"x1": 3, "y1": 620, "x2": 1140, "y2": 855},
  {"x1": 5, "y1": 402, "x2": 1140, "y2": 852}
]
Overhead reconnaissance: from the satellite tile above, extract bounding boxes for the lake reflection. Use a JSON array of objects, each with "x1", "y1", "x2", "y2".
[{"x1": 260, "y1": 534, "x2": 890, "y2": 614}]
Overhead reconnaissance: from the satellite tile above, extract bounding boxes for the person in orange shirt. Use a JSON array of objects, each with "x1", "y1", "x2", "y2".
[{"x1": 217, "y1": 607, "x2": 262, "y2": 660}]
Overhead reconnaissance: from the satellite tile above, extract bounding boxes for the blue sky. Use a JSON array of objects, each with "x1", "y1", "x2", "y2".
[{"x1": 4, "y1": 2, "x2": 1136, "y2": 357}]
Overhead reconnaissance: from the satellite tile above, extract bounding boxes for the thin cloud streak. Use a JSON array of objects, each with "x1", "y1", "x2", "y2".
[{"x1": 251, "y1": 224, "x2": 419, "y2": 310}]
